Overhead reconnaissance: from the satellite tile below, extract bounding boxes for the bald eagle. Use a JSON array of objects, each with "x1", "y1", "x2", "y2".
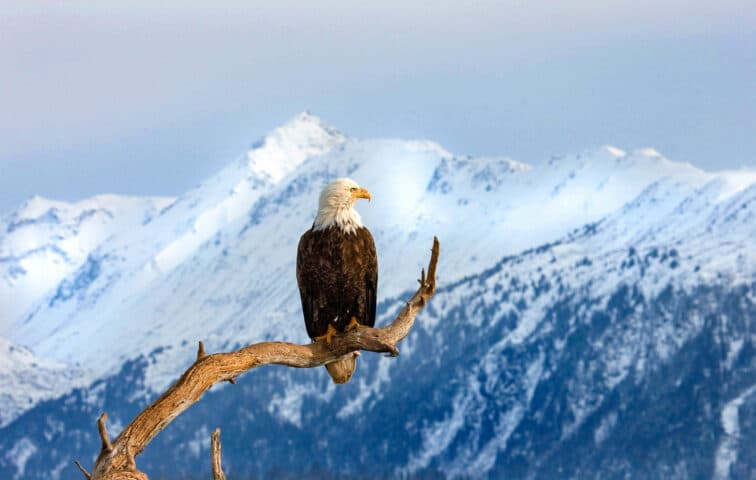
[{"x1": 296, "y1": 178, "x2": 377, "y2": 384}]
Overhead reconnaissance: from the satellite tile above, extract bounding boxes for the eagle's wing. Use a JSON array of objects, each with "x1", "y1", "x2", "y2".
[
  {"x1": 361, "y1": 227, "x2": 379, "y2": 328},
  {"x1": 297, "y1": 230, "x2": 325, "y2": 339}
]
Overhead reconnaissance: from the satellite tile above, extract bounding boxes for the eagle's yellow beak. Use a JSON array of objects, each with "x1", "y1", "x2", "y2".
[{"x1": 352, "y1": 188, "x2": 372, "y2": 202}]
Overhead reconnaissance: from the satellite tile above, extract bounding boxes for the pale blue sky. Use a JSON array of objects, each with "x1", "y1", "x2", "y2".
[{"x1": 1, "y1": 1, "x2": 755, "y2": 212}]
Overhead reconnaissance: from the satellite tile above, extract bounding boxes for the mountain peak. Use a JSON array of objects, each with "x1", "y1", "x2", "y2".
[
  {"x1": 273, "y1": 111, "x2": 346, "y2": 144},
  {"x1": 17, "y1": 195, "x2": 61, "y2": 217},
  {"x1": 245, "y1": 112, "x2": 346, "y2": 182},
  {"x1": 288, "y1": 109, "x2": 326, "y2": 125},
  {"x1": 283, "y1": 111, "x2": 346, "y2": 141}
]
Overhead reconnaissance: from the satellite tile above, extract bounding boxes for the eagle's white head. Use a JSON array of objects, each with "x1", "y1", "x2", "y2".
[{"x1": 313, "y1": 178, "x2": 372, "y2": 234}]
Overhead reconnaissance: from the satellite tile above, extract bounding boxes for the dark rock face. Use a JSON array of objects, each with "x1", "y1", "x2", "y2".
[{"x1": 1, "y1": 240, "x2": 753, "y2": 480}]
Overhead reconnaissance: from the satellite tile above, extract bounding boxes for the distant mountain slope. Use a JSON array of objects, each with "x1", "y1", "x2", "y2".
[
  {"x1": 0, "y1": 194, "x2": 174, "y2": 331},
  {"x1": 0, "y1": 113, "x2": 753, "y2": 479},
  {"x1": 0, "y1": 336, "x2": 87, "y2": 428}
]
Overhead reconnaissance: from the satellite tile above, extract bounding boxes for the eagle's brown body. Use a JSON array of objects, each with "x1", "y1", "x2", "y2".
[{"x1": 296, "y1": 225, "x2": 378, "y2": 339}]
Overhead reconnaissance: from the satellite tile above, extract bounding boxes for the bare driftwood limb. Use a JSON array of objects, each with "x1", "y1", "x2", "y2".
[
  {"x1": 74, "y1": 460, "x2": 92, "y2": 480},
  {"x1": 98, "y1": 413, "x2": 113, "y2": 453},
  {"x1": 211, "y1": 428, "x2": 227, "y2": 480},
  {"x1": 79, "y1": 236, "x2": 440, "y2": 480}
]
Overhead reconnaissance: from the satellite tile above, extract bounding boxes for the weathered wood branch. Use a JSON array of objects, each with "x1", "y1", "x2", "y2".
[
  {"x1": 211, "y1": 429, "x2": 227, "y2": 480},
  {"x1": 80, "y1": 236, "x2": 439, "y2": 480},
  {"x1": 74, "y1": 461, "x2": 92, "y2": 480},
  {"x1": 98, "y1": 413, "x2": 113, "y2": 453}
]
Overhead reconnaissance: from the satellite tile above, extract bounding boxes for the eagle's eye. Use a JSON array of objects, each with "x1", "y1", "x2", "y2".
[{"x1": 349, "y1": 187, "x2": 357, "y2": 192}]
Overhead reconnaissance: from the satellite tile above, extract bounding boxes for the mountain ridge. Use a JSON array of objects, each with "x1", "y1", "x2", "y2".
[{"x1": 2, "y1": 112, "x2": 754, "y2": 415}]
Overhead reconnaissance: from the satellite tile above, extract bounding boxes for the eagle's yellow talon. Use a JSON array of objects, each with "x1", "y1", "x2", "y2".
[
  {"x1": 346, "y1": 316, "x2": 361, "y2": 331},
  {"x1": 315, "y1": 324, "x2": 339, "y2": 344}
]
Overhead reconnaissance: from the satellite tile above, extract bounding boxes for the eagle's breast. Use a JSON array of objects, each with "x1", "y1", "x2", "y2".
[{"x1": 296, "y1": 225, "x2": 378, "y2": 339}]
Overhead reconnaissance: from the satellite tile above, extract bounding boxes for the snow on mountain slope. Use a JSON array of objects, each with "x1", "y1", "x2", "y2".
[
  {"x1": 2, "y1": 112, "x2": 754, "y2": 430},
  {"x1": 111, "y1": 110, "x2": 345, "y2": 277},
  {"x1": 392, "y1": 176, "x2": 756, "y2": 479},
  {"x1": 714, "y1": 384, "x2": 756, "y2": 480},
  {"x1": 0, "y1": 195, "x2": 174, "y2": 332},
  {"x1": 0, "y1": 336, "x2": 87, "y2": 428}
]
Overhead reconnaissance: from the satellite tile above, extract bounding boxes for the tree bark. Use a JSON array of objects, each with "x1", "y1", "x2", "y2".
[
  {"x1": 76, "y1": 236, "x2": 439, "y2": 480},
  {"x1": 211, "y1": 429, "x2": 226, "y2": 480}
]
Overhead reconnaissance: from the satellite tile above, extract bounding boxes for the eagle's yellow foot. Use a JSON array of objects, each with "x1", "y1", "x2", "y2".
[
  {"x1": 346, "y1": 316, "x2": 362, "y2": 331},
  {"x1": 315, "y1": 324, "x2": 339, "y2": 344}
]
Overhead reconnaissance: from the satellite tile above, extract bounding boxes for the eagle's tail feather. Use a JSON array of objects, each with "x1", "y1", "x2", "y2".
[{"x1": 325, "y1": 355, "x2": 357, "y2": 384}]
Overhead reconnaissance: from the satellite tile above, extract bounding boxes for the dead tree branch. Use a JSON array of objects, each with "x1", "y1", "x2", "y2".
[
  {"x1": 98, "y1": 413, "x2": 113, "y2": 453},
  {"x1": 211, "y1": 428, "x2": 227, "y2": 480},
  {"x1": 74, "y1": 461, "x2": 92, "y2": 480},
  {"x1": 79, "y1": 236, "x2": 439, "y2": 480}
]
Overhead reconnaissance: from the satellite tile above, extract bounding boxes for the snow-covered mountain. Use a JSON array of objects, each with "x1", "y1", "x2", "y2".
[
  {"x1": 0, "y1": 194, "x2": 174, "y2": 331},
  {"x1": 0, "y1": 113, "x2": 753, "y2": 479},
  {"x1": 0, "y1": 337, "x2": 88, "y2": 428}
]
